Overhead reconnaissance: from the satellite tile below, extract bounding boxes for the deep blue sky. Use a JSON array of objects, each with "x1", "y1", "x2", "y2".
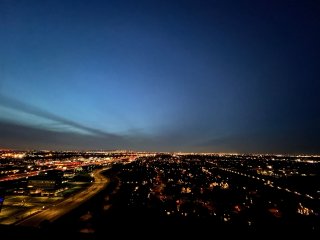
[{"x1": 0, "y1": 0, "x2": 319, "y2": 153}]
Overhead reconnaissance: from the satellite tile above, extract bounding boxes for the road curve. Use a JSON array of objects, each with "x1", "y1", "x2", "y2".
[{"x1": 16, "y1": 168, "x2": 109, "y2": 227}]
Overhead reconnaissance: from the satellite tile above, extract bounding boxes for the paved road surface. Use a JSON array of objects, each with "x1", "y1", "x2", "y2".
[{"x1": 16, "y1": 168, "x2": 109, "y2": 227}]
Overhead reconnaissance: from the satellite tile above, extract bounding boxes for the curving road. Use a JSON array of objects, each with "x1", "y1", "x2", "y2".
[{"x1": 16, "y1": 168, "x2": 109, "y2": 227}]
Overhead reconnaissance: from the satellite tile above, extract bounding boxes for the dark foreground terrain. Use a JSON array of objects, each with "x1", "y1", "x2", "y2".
[{"x1": 1, "y1": 154, "x2": 320, "y2": 239}]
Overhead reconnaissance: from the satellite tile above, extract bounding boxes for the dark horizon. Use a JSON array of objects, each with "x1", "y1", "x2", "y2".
[{"x1": 1, "y1": 0, "x2": 319, "y2": 153}]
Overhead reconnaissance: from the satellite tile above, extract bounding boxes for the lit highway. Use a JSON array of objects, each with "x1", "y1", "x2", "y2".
[
  {"x1": 215, "y1": 165, "x2": 317, "y2": 200},
  {"x1": 0, "y1": 164, "x2": 98, "y2": 182},
  {"x1": 0, "y1": 169, "x2": 55, "y2": 182},
  {"x1": 15, "y1": 168, "x2": 109, "y2": 227}
]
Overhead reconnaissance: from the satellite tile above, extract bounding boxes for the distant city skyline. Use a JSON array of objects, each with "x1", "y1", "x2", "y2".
[{"x1": 1, "y1": 0, "x2": 319, "y2": 153}]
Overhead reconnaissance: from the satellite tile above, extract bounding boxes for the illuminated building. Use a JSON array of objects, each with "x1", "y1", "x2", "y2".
[{"x1": 28, "y1": 170, "x2": 63, "y2": 196}]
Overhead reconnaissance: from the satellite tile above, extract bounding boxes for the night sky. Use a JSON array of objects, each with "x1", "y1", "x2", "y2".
[{"x1": 1, "y1": 0, "x2": 319, "y2": 153}]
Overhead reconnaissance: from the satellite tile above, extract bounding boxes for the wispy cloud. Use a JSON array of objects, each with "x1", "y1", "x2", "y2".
[
  {"x1": 0, "y1": 120, "x2": 129, "y2": 150},
  {"x1": 0, "y1": 94, "x2": 118, "y2": 138}
]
